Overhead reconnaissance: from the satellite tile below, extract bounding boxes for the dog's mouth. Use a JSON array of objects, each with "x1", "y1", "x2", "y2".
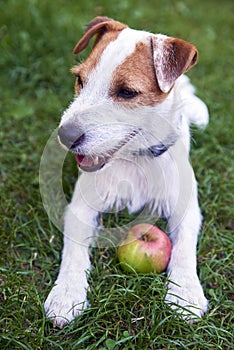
[
  {"x1": 75, "y1": 154, "x2": 108, "y2": 172},
  {"x1": 74, "y1": 131, "x2": 139, "y2": 172},
  {"x1": 75, "y1": 138, "x2": 173, "y2": 172}
]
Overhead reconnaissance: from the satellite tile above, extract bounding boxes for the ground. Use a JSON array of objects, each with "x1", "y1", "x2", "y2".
[{"x1": 0, "y1": 0, "x2": 233, "y2": 349}]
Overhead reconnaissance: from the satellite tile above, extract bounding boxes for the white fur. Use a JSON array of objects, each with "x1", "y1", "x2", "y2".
[{"x1": 44, "y1": 26, "x2": 209, "y2": 327}]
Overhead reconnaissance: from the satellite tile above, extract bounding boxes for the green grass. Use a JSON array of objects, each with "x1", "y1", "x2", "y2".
[{"x1": 0, "y1": 0, "x2": 233, "y2": 348}]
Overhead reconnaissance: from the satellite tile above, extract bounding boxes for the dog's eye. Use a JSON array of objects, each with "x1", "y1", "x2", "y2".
[
  {"x1": 76, "y1": 75, "x2": 83, "y2": 88},
  {"x1": 117, "y1": 87, "x2": 139, "y2": 99}
]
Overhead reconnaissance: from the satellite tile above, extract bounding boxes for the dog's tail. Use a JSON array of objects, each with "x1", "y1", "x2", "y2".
[{"x1": 177, "y1": 75, "x2": 209, "y2": 129}]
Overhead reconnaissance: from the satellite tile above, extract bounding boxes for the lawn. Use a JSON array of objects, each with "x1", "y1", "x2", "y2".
[{"x1": 0, "y1": 0, "x2": 233, "y2": 349}]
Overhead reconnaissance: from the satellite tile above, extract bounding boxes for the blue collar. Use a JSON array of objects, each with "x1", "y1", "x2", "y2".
[{"x1": 148, "y1": 144, "x2": 169, "y2": 157}]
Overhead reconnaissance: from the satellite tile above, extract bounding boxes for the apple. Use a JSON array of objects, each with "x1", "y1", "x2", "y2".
[{"x1": 117, "y1": 223, "x2": 172, "y2": 274}]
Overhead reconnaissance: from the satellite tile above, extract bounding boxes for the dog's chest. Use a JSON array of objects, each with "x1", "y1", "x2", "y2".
[{"x1": 90, "y1": 156, "x2": 170, "y2": 215}]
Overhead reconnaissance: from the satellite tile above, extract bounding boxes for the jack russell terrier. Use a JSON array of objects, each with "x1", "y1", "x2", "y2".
[{"x1": 44, "y1": 16, "x2": 209, "y2": 327}]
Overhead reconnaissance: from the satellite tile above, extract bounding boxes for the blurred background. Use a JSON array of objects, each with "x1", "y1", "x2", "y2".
[{"x1": 1, "y1": 0, "x2": 233, "y2": 348}]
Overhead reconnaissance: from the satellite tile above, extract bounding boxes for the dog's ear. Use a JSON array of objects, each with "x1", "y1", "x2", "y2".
[
  {"x1": 73, "y1": 17, "x2": 127, "y2": 54},
  {"x1": 151, "y1": 36, "x2": 198, "y2": 93}
]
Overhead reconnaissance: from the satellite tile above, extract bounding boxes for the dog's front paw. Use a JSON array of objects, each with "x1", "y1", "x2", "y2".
[
  {"x1": 44, "y1": 274, "x2": 89, "y2": 327},
  {"x1": 165, "y1": 272, "x2": 208, "y2": 322}
]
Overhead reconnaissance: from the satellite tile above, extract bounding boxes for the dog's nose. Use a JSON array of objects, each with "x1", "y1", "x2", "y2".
[{"x1": 58, "y1": 124, "x2": 84, "y2": 150}]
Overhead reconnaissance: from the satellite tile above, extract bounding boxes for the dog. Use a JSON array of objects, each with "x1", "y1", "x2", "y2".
[{"x1": 44, "y1": 16, "x2": 209, "y2": 327}]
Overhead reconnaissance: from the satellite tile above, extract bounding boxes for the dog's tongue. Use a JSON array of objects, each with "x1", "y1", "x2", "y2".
[
  {"x1": 75, "y1": 154, "x2": 84, "y2": 164},
  {"x1": 75, "y1": 154, "x2": 105, "y2": 172}
]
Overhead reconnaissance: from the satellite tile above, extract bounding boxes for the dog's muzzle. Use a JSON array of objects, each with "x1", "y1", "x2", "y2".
[
  {"x1": 58, "y1": 124, "x2": 173, "y2": 173},
  {"x1": 58, "y1": 124, "x2": 107, "y2": 172}
]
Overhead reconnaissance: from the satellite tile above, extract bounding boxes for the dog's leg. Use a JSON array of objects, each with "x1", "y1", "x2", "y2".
[
  {"x1": 165, "y1": 179, "x2": 208, "y2": 321},
  {"x1": 44, "y1": 177, "x2": 99, "y2": 327}
]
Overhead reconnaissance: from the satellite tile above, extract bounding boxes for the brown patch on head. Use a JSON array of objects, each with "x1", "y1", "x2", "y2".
[
  {"x1": 71, "y1": 17, "x2": 127, "y2": 94},
  {"x1": 110, "y1": 41, "x2": 169, "y2": 107},
  {"x1": 71, "y1": 31, "x2": 123, "y2": 94}
]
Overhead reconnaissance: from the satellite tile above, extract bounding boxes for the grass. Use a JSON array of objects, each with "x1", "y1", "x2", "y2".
[{"x1": 0, "y1": 0, "x2": 233, "y2": 348}]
